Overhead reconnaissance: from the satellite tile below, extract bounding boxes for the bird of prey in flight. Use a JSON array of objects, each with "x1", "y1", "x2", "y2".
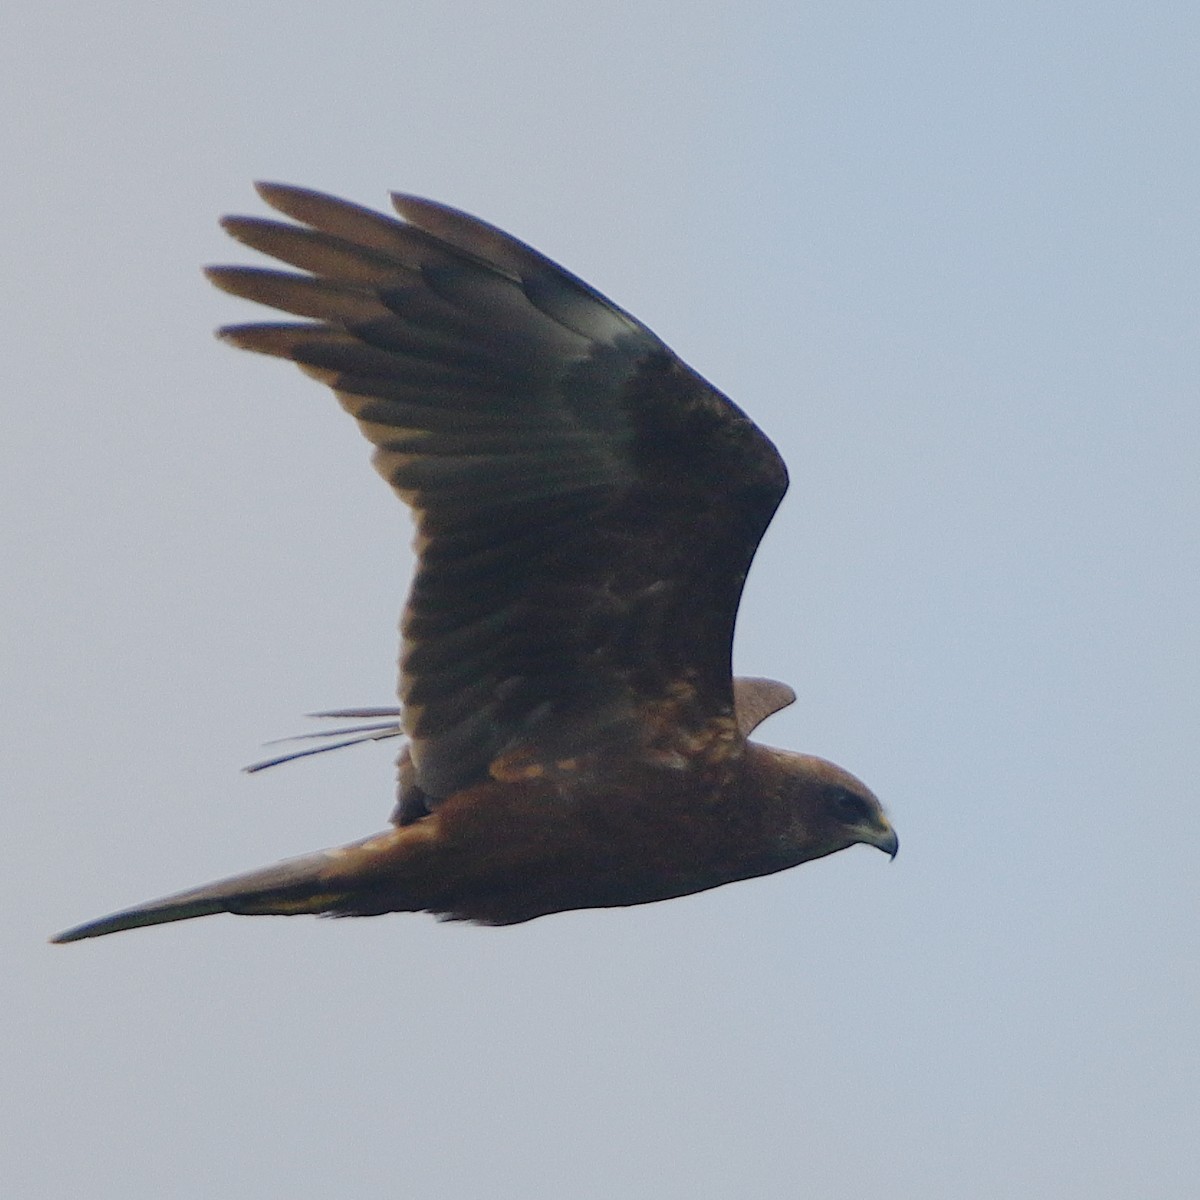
[{"x1": 52, "y1": 184, "x2": 896, "y2": 943}]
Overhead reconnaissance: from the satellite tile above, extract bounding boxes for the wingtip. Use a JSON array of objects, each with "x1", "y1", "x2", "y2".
[
  {"x1": 49, "y1": 846, "x2": 359, "y2": 943},
  {"x1": 49, "y1": 910, "x2": 175, "y2": 944},
  {"x1": 48, "y1": 896, "x2": 229, "y2": 944},
  {"x1": 388, "y1": 191, "x2": 422, "y2": 221},
  {"x1": 211, "y1": 319, "x2": 256, "y2": 349},
  {"x1": 208, "y1": 320, "x2": 294, "y2": 352},
  {"x1": 49, "y1": 921, "x2": 108, "y2": 945},
  {"x1": 203, "y1": 264, "x2": 243, "y2": 299},
  {"x1": 211, "y1": 317, "x2": 250, "y2": 346},
  {"x1": 253, "y1": 180, "x2": 298, "y2": 208}
]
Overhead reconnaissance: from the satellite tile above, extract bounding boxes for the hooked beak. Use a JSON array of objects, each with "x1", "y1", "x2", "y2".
[{"x1": 864, "y1": 820, "x2": 899, "y2": 860}]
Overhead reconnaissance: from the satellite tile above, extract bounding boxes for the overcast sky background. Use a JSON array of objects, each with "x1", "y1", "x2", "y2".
[{"x1": 4, "y1": 4, "x2": 1197, "y2": 1198}]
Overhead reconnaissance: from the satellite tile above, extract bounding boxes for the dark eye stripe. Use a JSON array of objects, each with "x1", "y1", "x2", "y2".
[{"x1": 824, "y1": 785, "x2": 870, "y2": 824}]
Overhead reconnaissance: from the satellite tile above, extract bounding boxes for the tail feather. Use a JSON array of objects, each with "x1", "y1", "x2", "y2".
[{"x1": 50, "y1": 847, "x2": 351, "y2": 943}]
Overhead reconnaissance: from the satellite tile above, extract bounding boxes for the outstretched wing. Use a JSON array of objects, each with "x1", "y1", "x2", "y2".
[{"x1": 210, "y1": 185, "x2": 788, "y2": 800}]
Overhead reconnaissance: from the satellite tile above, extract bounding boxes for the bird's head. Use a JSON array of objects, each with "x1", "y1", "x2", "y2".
[{"x1": 759, "y1": 748, "x2": 898, "y2": 865}]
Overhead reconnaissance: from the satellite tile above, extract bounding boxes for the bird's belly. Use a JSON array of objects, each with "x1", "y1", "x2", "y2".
[{"x1": 408, "y1": 772, "x2": 776, "y2": 924}]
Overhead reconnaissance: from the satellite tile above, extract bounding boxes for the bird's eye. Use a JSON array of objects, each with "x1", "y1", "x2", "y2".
[{"x1": 825, "y1": 786, "x2": 870, "y2": 825}]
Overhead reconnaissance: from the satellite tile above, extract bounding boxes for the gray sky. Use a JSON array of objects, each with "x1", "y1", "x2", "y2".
[{"x1": 4, "y1": 3, "x2": 1197, "y2": 1197}]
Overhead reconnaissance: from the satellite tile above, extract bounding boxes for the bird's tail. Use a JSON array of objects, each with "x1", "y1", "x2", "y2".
[{"x1": 50, "y1": 846, "x2": 359, "y2": 943}]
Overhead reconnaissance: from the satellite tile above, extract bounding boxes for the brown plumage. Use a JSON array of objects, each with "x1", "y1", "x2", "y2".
[{"x1": 51, "y1": 184, "x2": 896, "y2": 944}]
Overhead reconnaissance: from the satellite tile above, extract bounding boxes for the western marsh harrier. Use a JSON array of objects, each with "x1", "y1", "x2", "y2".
[{"x1": 53, "y1": 185, "x2": 895, "y2": 943}]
